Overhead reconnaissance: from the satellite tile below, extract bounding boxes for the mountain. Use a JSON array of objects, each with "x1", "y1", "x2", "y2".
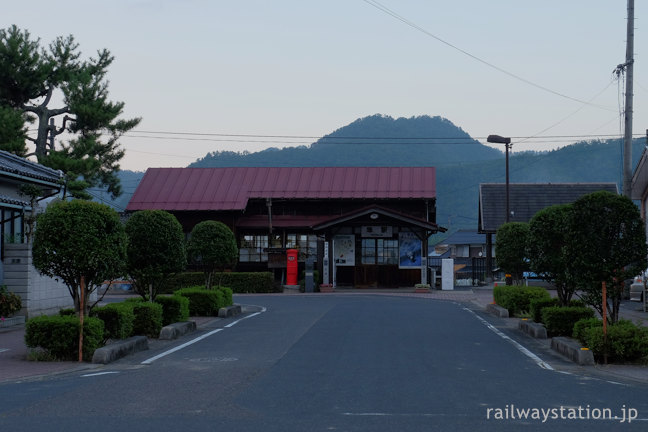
[
  {"x1": 190, "y1": 114, "x2": 502, "y2": 168},
  {"x1": 109, "y1": 114, "x2": 641, "y2": 238}
]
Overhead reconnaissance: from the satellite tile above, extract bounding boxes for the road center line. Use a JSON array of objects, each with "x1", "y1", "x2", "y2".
[
  {"x1": 463, "y1": 307, "x2": 554, "y2": 371},
  {"x1": 141, "y1": 306, "x2": 266, "y2": 365}
]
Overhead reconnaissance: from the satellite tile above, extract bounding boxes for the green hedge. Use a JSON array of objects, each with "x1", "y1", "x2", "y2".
[
  {"x1": 219, "y1": 287, "x2": 233, "y2": 307},
  {"x1": 132, "y1": 302, "x2": 163, "y2": 338},
  {"x1": 91, "y1": 303, "x2": 135, "y2": 340},
  {"x1": 493, "y1": 285, "x2": 550, "y2": 316},
  {"x1": 573, "y1": 317, "x2": 602, "y2": 345},
  {"x1": 175, "y1": 287, "x2": 224, "y2": 316},
  {"x1": 541, "y1": 306, "x2": 595, "y2": 337},
  {"x1": 25, "y1": 315, "x2": 104, "y2": 361},
  {"x1": 164, "y1": 272, "x2": 277, "y2": 293},
  {"x1": 529, "y1": 298, "x2": 559, "y2": 323},
  {"x1": 583, "y1": 320, "x2": 648, "y2": 363},
  {"x1": 156, "y1": 295, "x2": 190, "y2": 326},
  {"x1": 530, "y1": 298, "x2": 587, "y2": 323}
]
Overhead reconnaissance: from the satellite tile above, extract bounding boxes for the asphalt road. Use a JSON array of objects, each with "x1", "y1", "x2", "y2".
[{"x1": 1, "y1": 294, "x2": 648, "y2": 431}]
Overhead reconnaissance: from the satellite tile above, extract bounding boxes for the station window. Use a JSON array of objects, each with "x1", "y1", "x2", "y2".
[
  {"x1": 286, "y1": 234, "x2": 317, "y2": 261},
  {"x1": 239, "y1": 234, "x2": 268, "y2": 262}
]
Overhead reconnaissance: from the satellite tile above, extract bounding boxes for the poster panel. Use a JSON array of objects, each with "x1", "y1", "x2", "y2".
[
  {"x1": 333, "y1": 235, "x2": 355, "y2": 266},
  {"x1": 399, "y1": 232, "x2": 422, "y2": 269}
]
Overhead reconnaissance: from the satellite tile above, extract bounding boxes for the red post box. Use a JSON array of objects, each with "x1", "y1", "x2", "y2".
[{"x1": 286, "y1": 249, "x2": 298, "y2": 285}]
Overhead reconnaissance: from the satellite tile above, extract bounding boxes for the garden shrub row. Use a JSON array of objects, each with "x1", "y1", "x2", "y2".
[
  {"x1": 164, "y1": 272, "x2": 276, "y2": 294},
  {"x1": 493, "y1": 285, "x2": 550, "y2": 316},
  {"x1": 529, "y1": 298, "x2": 587, "y2": 324},
  {"x1": 25, "y1": 315, "x2": 104, "y2": 361},
  {"x1": 574, "y1": 318, "x2": 648, "y2": 363},
  {"x1": 541, "y1": 306, "x2": 595, "y2": 337},
  {"x1": 174, "y1": 287, "x2": 232, "y2": 316}
]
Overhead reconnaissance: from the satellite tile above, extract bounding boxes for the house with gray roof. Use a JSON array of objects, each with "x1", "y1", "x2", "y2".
[
  {"x1": 477, "y1": 182, "x2": 618, "y2": 281},
  {"x1": 0, "y1": 150, "x2": 67, "y2": 319}
]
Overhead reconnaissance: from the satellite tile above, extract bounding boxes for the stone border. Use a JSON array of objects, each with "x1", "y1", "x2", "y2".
[
  {"x1": 92, "y1": 336, "x2": 148, "y2": 364},
  {"x1": 486, "y1": 303, "x2": 509, "y2": 318},
  {"x1": 551, "y1": 337, "x2": 595, "y2": 365},
  {"x1": 518, "y1": 319, "x2": 547, "y2": 339},
  {"x1": 159, "y1": 321, "x2": 197, "y2": 340}
]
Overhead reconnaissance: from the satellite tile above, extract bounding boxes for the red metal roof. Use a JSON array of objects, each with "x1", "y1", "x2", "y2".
[{"x1": 126, "y1": 167, "x2": 437, "y2": 211}]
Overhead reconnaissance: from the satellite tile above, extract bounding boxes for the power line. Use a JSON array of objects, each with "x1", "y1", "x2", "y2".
[{"x1": 361, "y1": 0, "x2": 616, "y2": 112}]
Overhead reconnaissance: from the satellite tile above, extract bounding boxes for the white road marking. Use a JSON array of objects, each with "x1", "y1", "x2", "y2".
[
  {"x1": 0, "y1": 348, "x2": 9, "y2": 353},
  {"x1": 81, "y1": 371, "x2": 120, "y2": 377},
  {"x1": 141, "y1": 306, "x2": 266, "y2": 365},
  {"x1": 463, "y1": 307, "x2": 554, "y2": 371}
]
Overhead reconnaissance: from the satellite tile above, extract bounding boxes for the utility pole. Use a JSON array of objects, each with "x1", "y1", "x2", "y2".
[{"x1": 623, "y1": 0, "x2": 635, "y2": 197}]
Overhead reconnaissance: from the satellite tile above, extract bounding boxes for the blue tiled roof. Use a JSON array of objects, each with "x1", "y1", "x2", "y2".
[{"x1": 0, "y1": 150, "x2": 62, "y2": 184}]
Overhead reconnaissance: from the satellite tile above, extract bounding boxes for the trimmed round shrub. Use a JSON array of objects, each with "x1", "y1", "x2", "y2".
[
  {"x1": 584, "y1": 320, "x2": 648, "y2": 363},
  {"x1": 25, "y1": 315, "x2": 104, "y2": 361},
  {"x1": 573, "y1": 317, "x2": 602, "y2": 345},
  {"x1": 132, "y1": 302, "x2": 163, "y2": 338},
  {"x1": 218, "y1": 287, "x2": 233, "y2": 307},
  {"x1": 493, "y1": 285, "x2": 550, "y2": 316},
  {"x1": 529, "y1": 298, "x2": 559, "y2": 323},
  {"x1": 541, "y1": 306, "x2": 595, "y2": 337},
  {"x1": 175, "y1": 287, "x2": 224, "y2": 316},
  {"x1": 91, "y1": 303, "x2": 135, "y2": 340},
  {"x1": 156, "y1": 295, "x2": 190, "y2": 326}
]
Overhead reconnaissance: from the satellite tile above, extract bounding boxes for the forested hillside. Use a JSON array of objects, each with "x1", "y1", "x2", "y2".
[{"x1": 113, "y1": 114, "x2": 642, "y2": 238}]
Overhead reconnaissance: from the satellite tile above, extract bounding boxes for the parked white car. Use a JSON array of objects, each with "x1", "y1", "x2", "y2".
[{"x1": 629, "y1": 274, "x2": 646, "y2": 302}]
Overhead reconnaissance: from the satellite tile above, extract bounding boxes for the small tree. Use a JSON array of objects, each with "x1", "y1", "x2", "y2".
[
  {"x1": 187, "y1": 221, "x2": 238, "y2": 290},
  {"x1": 32, "y1": 200, "x2": 127, "y2": 315},
  {"x1": 527, "y1": 204, "x2": 576, "y2": 305},
  {"x1": 495, "y1": 222, "x2": 530, "y2": 284},
  {"x1": 125, "y1": 210, "x2": 187, "y2": 301},
  {"x1": 565, "y1": 191, "x2": 648, "y2": 324}
]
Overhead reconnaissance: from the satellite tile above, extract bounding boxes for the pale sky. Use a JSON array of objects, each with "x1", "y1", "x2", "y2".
[{"x1": 4, "y1": 1, "x2": 645, "y2": 171}]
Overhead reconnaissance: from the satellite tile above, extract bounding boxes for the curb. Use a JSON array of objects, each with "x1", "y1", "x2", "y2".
[
  {"x1": 218, "y1": 305, "x2": 242, "y2": 318},
  {"x1": 159, "y1": 321, "x2": 197, "y2": 340},
  {"x1": 92, "y1": 336, "x2": 149, "y2": 364},
  {"x1": 518, "y1": 319, "x2": 547, "y2": 339},
  {"x1": 486, "y1": 303, "x2": 509, "y2": 318},
  {"x1": 551, "y1": 337, "x2": 595, "y2": 365}
]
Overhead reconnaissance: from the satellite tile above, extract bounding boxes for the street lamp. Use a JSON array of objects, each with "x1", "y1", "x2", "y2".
[{"x1": 487, "y1": 134, "x2": 512, "y2": 223}]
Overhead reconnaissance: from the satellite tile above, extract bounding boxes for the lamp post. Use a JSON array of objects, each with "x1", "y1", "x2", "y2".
[{"x1": 487, "y1": 134, "x2": 512, "y2": 223}]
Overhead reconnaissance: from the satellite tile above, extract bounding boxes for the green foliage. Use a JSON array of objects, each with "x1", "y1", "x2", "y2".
[
  {"x1": 583, "y1": 320, "x2": 648, "y2": 363},
  {"x1": 540, "y1": 306, "x2": 595, "y2": 337},
  {"x1": 59, "y1": 308, "x2": 76, "y2": 316},
  {"x1": 0, "y1": 25, "x2": 140, "y2": 199},
  {"x1": 156, "y1": 295, "x2": 190, "y2": 326},
  {"x1": 527, "y1": 204, "x2": 575, "y2": 305},
  {"x1": 32, "y1": 200, "x2": 127, "y2": 315},
  {"x1": 125, "y1": 210, "x2": 187, "y2": 301},
  {"x1": 218, "y1": 287, "x2": 233, "y2": 307},
  {"x1": 131, "y1": 302, "x2": 163, "y2": 338},
  {"x1": 164, "y1": 272, "x2": 276, "y2": 294},
  {"x1": 187, "y1": 221, "x2": 238, "y2": 289},
  {"x1": 493, "y1": 285, "x2": 550, "y2": 316},
  {"x1": 529, "y1": 298, "x2": 586, "y2": 323},
  {"x1": 565, "y1": 191, "x2": 648, "y2": 324},
  {"x1": 175, "y1": 287, "x2": 225, "y2": 316},
  {"x1": 0, "y1": 105, "x2": 28, "y2": 155},
  {"x1": 91, "y1": 303, "x2": 135, "y2": 340},
  {"x1": 529, "y1": 298, "x2": 559, "y2": 323},
  {"x1": 495, "y1": 222, "x2": 530, "y2": 283},
  {"x1": 25, "y1": 315, "x2": 104, "y2": 361},
  {"x1": 0, "y1": 285, "x2": 22, "y2": 317},
  {"x1": 572, "y1": 318, "x2": 602, "y2": 345}
]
